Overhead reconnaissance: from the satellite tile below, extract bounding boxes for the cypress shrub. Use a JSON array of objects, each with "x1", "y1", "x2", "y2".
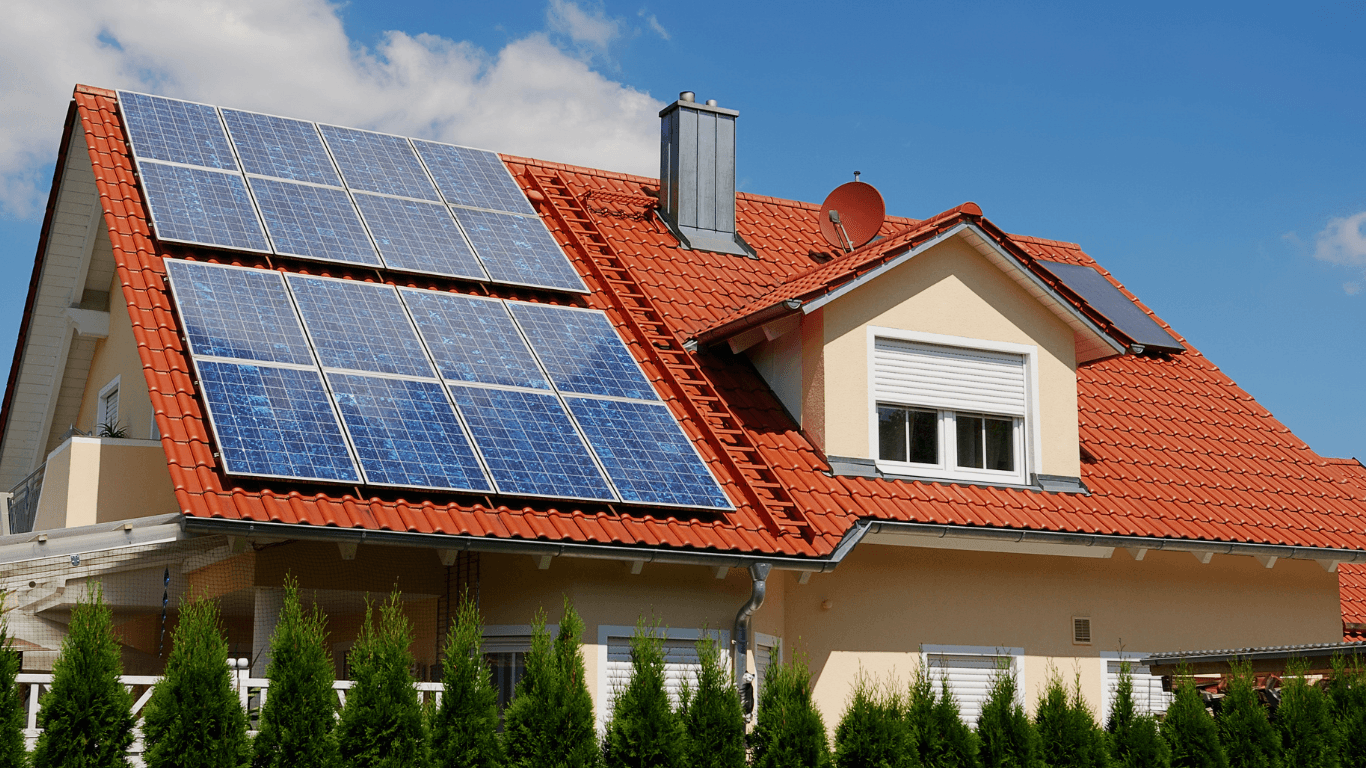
[
  {"x1": 603, "y1": 620, "x2": 682, "y2": 768},
  {"x1": 252, "y1": 575, "x2": 339, "y2": 768},
  {"x1": 335, "y1": 591, "x2": 429, "y2": 768},
  {"x1": 906, "y1": 665, "x2": 979, "y2": 768},
  {"x1": 1104, "y1": 661, "x2": 1170, "y2": 768},
  {"x1": 0, "y1": 598, "x2": 25, "y2": 768},
  {"x1": 1275, "y1": 659, "x2": 1337, "y2": 768},
  {"x1": 503, "y1": 600, "x2": 600, "y2": 768},
  {"x1": 430, "y1": 590, "x2": 501, "y2": 768},
  {"x1": 750, "y1": 652, "x2": 830, "y2": 768},
  {"x1": 1160, "y1": 670, "x2": 1226, "y2": 768},
  {"x1": 31, "y1": 582, "x2": 136, "y2": 768},
  {"x1": 977, "y1": 661, "x2": 1040, "y2": 768},
  {"x1": 1033, "y1": 671, "x2": 1105, "y2": 768},
  {"x1": 833, "y1": 672, "x2": 914, "y2": 768},
  {"x1": 1217, "y1": 659, "x2": 1280, "y2": 768},
  {"x1": 1326, "y1": 654, "x2": 1366, "y2": 768},
  {"x1": 141, "y1": 596, "x2": 250, "y2": 768},
  {"x1": 677, "y1": 631, "x2": 745, "y2": 768}
]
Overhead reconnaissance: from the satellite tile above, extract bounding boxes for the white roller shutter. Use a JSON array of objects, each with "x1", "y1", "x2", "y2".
[
  {"x1": 605, "y1": 636, "x2": 702, "y2": 714},
  {"x1": 874, "y1": 339, "x2": 1027, "y2": 416},
  {"x1": 1104, "y1": 659, "x2": 1172, "y2": 718},
  {"x1": 927, "y1": 653, "x2": 1013, "y2": 727}
]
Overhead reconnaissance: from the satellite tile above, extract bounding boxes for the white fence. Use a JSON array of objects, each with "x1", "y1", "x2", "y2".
[{"x1": 18, "y1": 667, "x2": 445, "y2": 761}]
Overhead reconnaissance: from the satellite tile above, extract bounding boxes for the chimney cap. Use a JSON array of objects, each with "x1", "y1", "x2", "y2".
[
  {"x1": 659, "y1": 95, "x2": 739, "y2": 119},
  {"x1": 680, "y1": 91, "x2": 695, "y2": 102}
]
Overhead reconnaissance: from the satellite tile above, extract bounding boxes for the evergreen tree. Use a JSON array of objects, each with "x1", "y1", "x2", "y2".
[
  {"x1": 1275, "y1": 659, "x2": 1337, "y2": 768},
  {"x1": 430, "y1": 590, "x2": 501, "y2": 768},
  {"x1": 678, "y1": 631, "x2": 745, "y2": 768},
  {"x1": 977, "y1": 661, "x2": 1040, "y2": 768},
  {"x1": 1033, "y1": 671, "x2": 1106, "y2": 768},
  {"x1": 335, "y1": 591, "x2": 429, "y2": 768},
  {"x1": 906, "y1": 665, "x2": 979, "y2": 768},
  {"x1": 1104, "y1": 661, "x2": 1169, "y2": 768},
  {"x1": 750, "y1": 652, "x2": 830, "y2": 768},
  {"x1": 31, "y1": 583, "x2": 136, "y2": 768},
  {"x1": 603, "y1": 620, "x2": 682, "y2": 768},
  {"x1": 252, "y1": 576, "x2": 339, "y2": 768},
  {"x1": 1326, "y1": 654, "x2": 1366, "y2": 768},
  {"x1": 503, "y1": 599, "x2": 600, "y2": 768},
  {"x1": 833, "y1": 672, "x2": 914, "y2": 768},
  {"x1": 0, "y1": 596, "x2": 26, "y2": 768},
  {"x1": 141, "y1": 595, "x2": 250, "y2": 768},
  {"x1": 1160, "y1": 670, "x2": 1227, "y2": 768},
  {"x1": 1217, "y1": 659, "x2": 1280, "y2": 768}
]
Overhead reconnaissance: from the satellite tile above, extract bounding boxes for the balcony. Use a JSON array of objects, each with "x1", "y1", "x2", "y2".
[{"x1": 4, "y1": 436, "x2": 177, "y2": 534}]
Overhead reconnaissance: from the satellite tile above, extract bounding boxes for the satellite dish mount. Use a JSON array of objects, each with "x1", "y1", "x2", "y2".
[{"x1": 818, "y1": 174, "x2": 885, "y2": 254}]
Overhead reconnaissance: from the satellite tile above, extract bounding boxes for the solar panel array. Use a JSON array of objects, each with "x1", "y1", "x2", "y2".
[
  {"x1": 164, "y1": 260, "x2": 732, "y2": 510},
  {"x1": 120, "y1": 91, "x2": 587, "y2": 293},
  {"x1": 1039, "y1": 261, "x2": 1184, "y2": 352}
]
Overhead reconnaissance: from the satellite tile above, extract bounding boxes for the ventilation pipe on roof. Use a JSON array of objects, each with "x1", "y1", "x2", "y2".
[
  {"x1": 658, "y1": 91, "x2": 755, "y2": 258},
  {"x1": 733, "y1": 561, "x2": 771, "y2": 720}
]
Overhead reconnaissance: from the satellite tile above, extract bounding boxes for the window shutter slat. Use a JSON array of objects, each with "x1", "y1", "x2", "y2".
[{"x1": 874, "y1": 339, "x2": 1026, "y2": 416}]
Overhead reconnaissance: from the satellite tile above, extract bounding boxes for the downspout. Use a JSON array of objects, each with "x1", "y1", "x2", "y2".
[{"x1": 733, "y1": 561, "x2": 771, "y2": 720}]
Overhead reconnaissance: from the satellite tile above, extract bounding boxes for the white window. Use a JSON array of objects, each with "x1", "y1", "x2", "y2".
[
  {"x1": 870, "y1": 330, "x2": 1037, "y2": 485},
  {"x1": 754, "y1": 632, "x2": 782, "y2": 703},
  {"x1": 1101, "y1": 652, "x2": 1172, "y2": 719},
  {"x1": 97, "y1": 376, "x2": 121, "y2": 432},
  {"x1": 923, "y1": 645, "x2": 1026, "y2": 728},
  {"x1": 598, "y1": 625, "x2": 725, "y2": 728}
]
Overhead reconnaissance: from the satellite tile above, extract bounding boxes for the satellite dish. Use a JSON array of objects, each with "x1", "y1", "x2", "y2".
[{"x1": 819, "y1": 179, "x2": 885, "y2": 252}]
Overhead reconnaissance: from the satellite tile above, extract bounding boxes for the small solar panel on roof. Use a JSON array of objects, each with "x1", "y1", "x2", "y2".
[
  {"x1": 118, "y1": 91, "x2": 237, "y2": 170},
  {"x1": 250, "y1": 178, "x2": 381, "y2": 266},
  {"x1": 412, "y1": 140, "x2": 535, "y2": 214},
  {"x1": 401, "y1": 290, "x2": 549, "y2": 389},
  {"x1": 317, "y1": 125, "x2": 441, "y2": 201},
  {"x1": 221, "y1": 109, "x2": 341, "y2": 186},
  {"x1": 353, "y1": 193, "x2": 487, "y2": 280},
  {"x1": 287, "y1": 276, "x2": 435, "y2": 378},
  {"x1": 1039, "y1": 261, "x2": 1183, "y2": 352},
  {"x1": 164, "y1": 260, "x2": 313, "y2": 366},
  {"x1": 509, "y1": 303, "x2": 656, "y2": 401},
  {"x1": 137, "y1": 163, "x2": 270, "y2": 252},
  {"x1": 453, "y1": 207, "x2": 587, "y2": 292}
]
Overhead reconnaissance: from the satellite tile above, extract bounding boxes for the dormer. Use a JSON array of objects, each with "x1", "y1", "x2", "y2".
[{"x1": 693, "y1": 206, "x2": 1162, "y2": 493}]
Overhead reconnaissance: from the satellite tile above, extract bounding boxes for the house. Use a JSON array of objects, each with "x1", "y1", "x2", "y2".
[{"x1": 2, "y1": 84, "x2": 1365, "y2": 729}]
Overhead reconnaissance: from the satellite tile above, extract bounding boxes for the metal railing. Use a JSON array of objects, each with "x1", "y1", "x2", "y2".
[{"x1": 6, "y1": 463, "x2": 44, "y2": 535}]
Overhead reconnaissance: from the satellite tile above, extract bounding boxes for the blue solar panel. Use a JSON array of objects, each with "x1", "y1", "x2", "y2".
[
  {"x1": 509, "y1": 304, "x2": 655, "y2": 400},
  {"x1": 286, "y1": 276, "x2": 434, "y2": 377},
  {"x1": 401, "y1": 291, "x2": 549, "y2": 389},
  {"x1": 221, "y1": 109, "x2": 340, "y2": 186},
  {"x1": 164, "y1": 260, "x2": 313, "y2": 365},
  {"x1": 450, "y1": 385, "x2": 613, "y2": 500},
  {"x1": 566, "y1": 397, "x2": 731, "y2": 509},
  {"x1": 327, "y1": 373, "x2": 490, "y2": 491},
  {"x1": 452, "y1": 208, "x2": 585, "y2": 291},
  {"x1": 411, "y1": 141, "x2": 534, "y2": 214},
  {"x1": 353, "y1": 193, "x2": 487, "y2": 280},
  {"x1": 1039, "y1": 261, "x2": 1184, "y2": 352},
  {"x1": 249, "y1": 178, "x2": 381, "y2": 266},
  {"x1": 119, "y1": 91, "x2": 237, "y2": 170},
  {"x1": 138, "y1": 163, "x2": 270, "y2": 252},
  {"x1": 317, "y1": 125, "x2": 439, "y2": 201},
  {"x1": 196, "y1": 360, "x2": 359, "y2": 482}
]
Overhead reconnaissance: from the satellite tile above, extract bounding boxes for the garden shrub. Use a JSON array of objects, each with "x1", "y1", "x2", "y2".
[
  {"x1": 1326, "y1": 653, "x2": 1366, "y2": 768},
  {"x1": 1216, "y1": 658, "x2": 1280, "y2": 768},
  {"x1": 253, "y1": 575, "x2": 339, "y2": 768},
  {"x1": 750, "y1": 652, "x2": 830, "y2": 768},
  {"x1": 1033, "y1": 670, "x2": 1105, "y2": 768},
  {"x1": 907, "y1": 666, "x2": 979, "y2": 768},
  {"x1": 430, "y1": 590, "x2": 502, "y2": 768},
  {"x1": 603, "y1": 619, "x2": 682, "y2": 768},
  {"x1": 833, "y1": 672, "x2": 914, "y2": 768},
  {"x1": 1275, "y1": 659, "x2": 1337, "y2": 768},
  {"x1": 678, "y1": 630, "x2": 745, "y2": 768},
  {"x1": 977, "y1": 660, "x2": 1040, "y2": 768},
  {"x1": 1161, "y1": 670, "x2": 1227, "y2": 768},
  {"x1": 503, "y1": 599, "x2": 600, "y2": 768},
  {"x1": 335, "y1": 591, "x2": 429, "y2": 768},
  {"x1": 1104, "y1": 661, "x2": 1169, "y2": 768},
  {"x1": 0, "y1": 597, "x2": 26, "y2": 768}
]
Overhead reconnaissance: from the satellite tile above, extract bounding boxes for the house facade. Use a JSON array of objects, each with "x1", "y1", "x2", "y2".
[{"x1": 2, "y1": 84, "x2": 1364, "y2": 728}]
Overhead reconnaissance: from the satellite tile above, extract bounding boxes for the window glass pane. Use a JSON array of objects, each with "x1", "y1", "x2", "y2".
[
  {"x1": 909, "y1": 409, "x2": 939, "y2": 465},
  {"x1": 956, "y1": 414, "x2": 984, "y2": 468},
  {"x1": 985, "y1": 417, "x2": 1014, "y2": 471},
  {"x1": 486, "y1": 651, "x2": 526, "y2": 716},
  {"x1": 877, "y1": 406, "x2": 907, "y2": 462}
]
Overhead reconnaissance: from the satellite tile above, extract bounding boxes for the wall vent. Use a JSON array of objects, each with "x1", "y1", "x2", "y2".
[{"x1": 1072, "y1": 617, "x2": 1092, "y2": 645}]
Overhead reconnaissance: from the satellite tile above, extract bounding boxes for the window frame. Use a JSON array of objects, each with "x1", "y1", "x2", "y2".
[{"x1": 867, "y1": 327, "x2": 1040, "y2": 486}]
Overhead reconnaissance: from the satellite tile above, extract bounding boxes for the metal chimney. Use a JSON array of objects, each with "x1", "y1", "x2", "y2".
[{"x1": 658, "y1": 92, "x2": 754, "y2": 257}]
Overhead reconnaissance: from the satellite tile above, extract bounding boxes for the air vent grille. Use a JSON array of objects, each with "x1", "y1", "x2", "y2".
[{"x1": 1072, "y1": 617, "x2": 1092, "y2": 645}]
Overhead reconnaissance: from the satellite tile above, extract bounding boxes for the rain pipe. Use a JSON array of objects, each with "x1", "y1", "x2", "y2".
[{"x1": 733, "y1": 561, "x2": 771, "y2": 719}]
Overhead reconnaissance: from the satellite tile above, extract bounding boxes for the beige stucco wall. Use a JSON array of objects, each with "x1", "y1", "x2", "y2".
[
  {"x1": 31, "y1": 436, "x2": 177, "y2": 529},
  {"x1": 75, "y1": 274, "x2": 155, "y2": 440},
  {"x1": 810, "y1": 233, "x2": 1081, "y2": 477}
]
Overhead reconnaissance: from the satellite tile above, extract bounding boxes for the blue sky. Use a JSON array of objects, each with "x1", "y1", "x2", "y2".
[{"x1": 1, "y1": 0, "x2": 1363, "y2": 459}]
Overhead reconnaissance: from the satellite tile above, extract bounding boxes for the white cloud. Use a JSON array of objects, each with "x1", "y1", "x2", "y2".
[
  {"x1": 0, "y1": 0, "x2": 661, "y2": 219},
  {"x1": 1313, "y1": 211, "x2": 1366, "y2": 268},
  {"x1": 547, "y1": 0, "x2": 621, "y2": 52},
  {"x1": 639, "y1": 10, "x2": 670, "y2": 41},
  {"x1": 1345, "y1": 282, "x2": 1361, "y2": 296}
]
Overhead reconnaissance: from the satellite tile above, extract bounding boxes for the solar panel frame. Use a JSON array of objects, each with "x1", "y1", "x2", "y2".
[
  {"x1": 136, "y1": 162, "x2": 272, "y2": 253},
  {"x1": 400, "y1": 290, "x2": 550, "y2": 390},
  {"x1": 117, "y1": 90, "x2": 238, "y2": 171},
  {"x1": 411, "y1": 140, "x2": 536, "y2": 215},
  {"x1": 508, "y1": 302, "x2": 658, "y2": 401},
  {"x1": 221, "y1": 108, "x2": 343, "y2": 186},
  {"x1": 451, "y1": 207, "x2": 588, "y2": 293},
  {"x1": 1039, "y1": 261, "x2": 1184, "y2": 352},
  {"x1": 317, "y1": 124, "x2": 441, "y2": 202},
  {"x1": 248, "y1": 177, "x2": 382, "y2": 266},
  {"x1": 164, "y1": 260, "x2": 315, "y2": 366},
  {"x1": 285, "y1": 275, "x2": 437, "y2": 378},
  {"x1": 327, "y1": 372, "x2": 493, "y2": 492},
  {"x1": 565, "y1": 396, "x2": 734, "y2": 510},
  {"x1": 353, "y1": 192, "x2": 488, "y2": 280}
]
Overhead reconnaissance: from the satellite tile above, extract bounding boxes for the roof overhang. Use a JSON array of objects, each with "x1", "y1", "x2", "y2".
[{"x1": 1143, "y1": 643, "x2": 1366, "y2": 676}]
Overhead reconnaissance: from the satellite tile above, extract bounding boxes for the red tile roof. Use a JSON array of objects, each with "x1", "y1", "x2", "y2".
[
  {"x1": 67, "y1": 84, "x2": 1366, "y2": 561},
  {"x1": 1330, "y1": 459, "x2": 1366, "y2": 639}
]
